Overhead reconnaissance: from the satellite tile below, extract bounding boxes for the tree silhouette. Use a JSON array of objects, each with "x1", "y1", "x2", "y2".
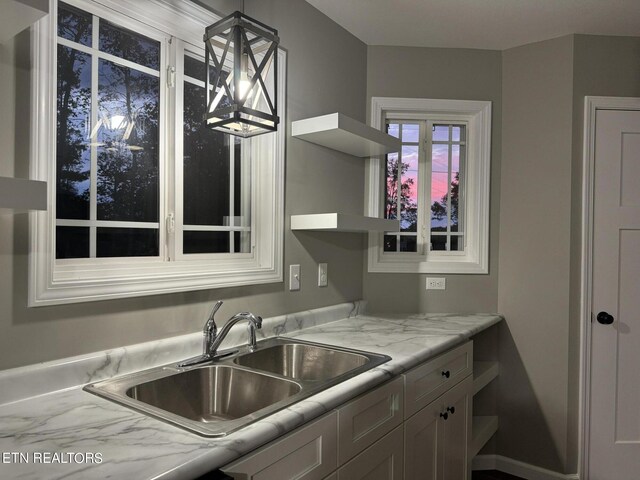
[
  {"x1": 386, "y1": 156, "x2": 417, "y2": 232},
  {"x1": 431, "y1": 172, "x2": 460, "y2": 231},
  {"x1": 56, "y1": 10, "x2": 92, "y2": 220},
  {"x1": 96, "y1": 61, "x2": 159, "y2": 222},
  {"x1": 57, "y1": 8, "x2": 161, "y2": 224},
  {"x1": 95, "y1": 27, "x2": 160, "y2": 222},
  {"x1": 183, "y1": 81, "x2": 230, "y2": 226}
]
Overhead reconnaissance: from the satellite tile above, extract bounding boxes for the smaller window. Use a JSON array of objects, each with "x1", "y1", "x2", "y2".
[
  {"x1": 383, "y1": 121, "x2": 467, "y2": 254},
  {"x1": 367, "y1": 98, "x2": 491, "y2": 274}
]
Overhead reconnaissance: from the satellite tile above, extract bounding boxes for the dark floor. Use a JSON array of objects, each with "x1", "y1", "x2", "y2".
[{"x1": 472, "y1": 470, "x2": 526, "y2": 480}]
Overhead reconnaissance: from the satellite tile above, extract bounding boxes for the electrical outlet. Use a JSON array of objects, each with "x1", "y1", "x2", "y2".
[
  {"x1": 426, "y1": 277, "x2": 446, "y2": 290},
  {"x1": 289, "y1": 264, "x2": 301, "y2": 291},
  {"x1": 318, "y1": 263, "x2": 328, "y2": 287}
]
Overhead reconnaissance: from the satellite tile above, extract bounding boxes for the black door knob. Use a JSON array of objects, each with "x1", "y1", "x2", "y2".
[
  {"x1": 597, "y1": 312, "x2": 614, "y2": 325},
  {"x1": 442, "y1": 370, "x2": 451, "y2": 378},
  {"x1": 440, "y1": 412, "x2": 448, "y2": 420},
  {"x1": 447, "y1": 406, "x2": 455, "y2": 414}
]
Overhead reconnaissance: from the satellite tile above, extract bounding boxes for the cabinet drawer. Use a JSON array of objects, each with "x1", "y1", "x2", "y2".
[
  {"x1": 404, "y1": 341, "x2": 472, "y2": 418},
  {"x1": 223, "y1": 412, "x2": 338, "y2": 480},
  {"x1": 336, "y1": 425, "x2": 404, "y2": 480},
  {"x1": 337, "y1": 376, "x2": 403, "y2": 465}
]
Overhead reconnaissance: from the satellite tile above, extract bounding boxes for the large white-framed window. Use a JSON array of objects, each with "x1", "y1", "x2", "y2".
[
  {"x1": 366, "y1": 97, "x2": 491, "y2": 274},
  {"x1": 29, "y1": 0, "x2": 286, "y2": 306}
]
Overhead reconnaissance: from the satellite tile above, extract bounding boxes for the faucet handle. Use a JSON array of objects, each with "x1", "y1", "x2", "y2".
[
  {"x1": 209, "y1": 300, "x2": 223, "y2": 320},
  {"x1": 204, "y1": 301, "x2": 223, "y2": 333}
]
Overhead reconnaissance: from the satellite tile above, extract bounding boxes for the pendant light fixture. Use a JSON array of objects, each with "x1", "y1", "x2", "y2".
[{"x1": 203, "y1": 2, "x2": 280, "y2": 138}]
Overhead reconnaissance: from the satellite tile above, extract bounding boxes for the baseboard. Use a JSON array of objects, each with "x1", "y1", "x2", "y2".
[{"x1": 473, "y1": 455, "x2": 579, "y2": 480}]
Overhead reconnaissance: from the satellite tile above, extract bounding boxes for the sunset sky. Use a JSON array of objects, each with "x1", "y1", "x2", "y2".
[{"x1": 387, "y1": 123, "x2": 463, "y2": 230}]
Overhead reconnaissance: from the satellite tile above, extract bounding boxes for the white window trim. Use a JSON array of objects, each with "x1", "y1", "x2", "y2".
[
  {"x1": 28, "y1": 0, "x2": 286, "y2": 306},
  {"x1": 366, "y1": 97, "x2": 491, "y2": 274}
]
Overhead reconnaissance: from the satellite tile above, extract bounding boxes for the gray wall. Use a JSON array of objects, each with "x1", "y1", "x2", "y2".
[
  {"x1": 0, "y1": 0, "x2": 368, "y2": 370},
  {"x1": 363, "y1": 46, "x2": 502, "y2": 314},
  {"x1": 498, "y1": 35, "x2": 574, "y2": 473},
  {"x1": 498, "y1": 34, "x2": 640, "y2": 474}
]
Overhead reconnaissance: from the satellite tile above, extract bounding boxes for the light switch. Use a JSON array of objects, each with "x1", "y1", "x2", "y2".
[
  {"x1": 318, "y1": 263, "x2": 328, "y2": 287},
  {"x1": 426, "y1": 277, "x2": 446, "y2": 290},
  {"x1": 289, "y1": 264, "x2": 301, "y2": 291}
]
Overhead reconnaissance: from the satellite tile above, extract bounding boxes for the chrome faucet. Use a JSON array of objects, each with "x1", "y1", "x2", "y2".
[
  {"x1": 208, "y1": 311, "x2": 263, "y2": 355},
  {"x1": 178, "y1": 301, "x2": 263, "y2": 368},
  {"x1": 202, "y1": 300, "x2": 224, "y2": 357}
]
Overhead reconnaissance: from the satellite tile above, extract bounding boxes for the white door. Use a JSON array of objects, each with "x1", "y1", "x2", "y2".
[{"x1": 589, "y1": 109, "x2": 640, "y2": 479}]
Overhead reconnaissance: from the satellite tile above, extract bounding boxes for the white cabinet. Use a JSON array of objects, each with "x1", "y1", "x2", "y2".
[
  {"x1": 336, "y1": 426, "x2": 404, "y2": 480},
  {"x1": 404, "y1": 356, "x2": 473, "y2": 480},
  {"x1": 223, "y1": 342, "x2": 474, "y2": 480},
  {"x1": 440, "y1": 376, "x2": 473, "y2": 480},
  {"x1": 404, "y1": 342, "x2": 472, "y2": 418},
  {"x1": 223, "y1": 412, "x2": 338, "y2": 480},
  {"x1": 404, "y1": 395, "x2": 439, "y2": 479},
  {"x1": 337, "y1": 376, "x2": 403, "y2": 465}
]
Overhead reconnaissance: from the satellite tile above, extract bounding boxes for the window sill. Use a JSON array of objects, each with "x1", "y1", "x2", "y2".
[
  {"x1": 367, "y1": 243, "x2": 488, "y2": 274},
  {"x1": 29, "y1": 254, "x2": 283, "y2": 307}
]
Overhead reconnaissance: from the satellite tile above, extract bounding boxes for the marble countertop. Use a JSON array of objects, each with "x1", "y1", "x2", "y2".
[{"x1": 0, "y1": 309, "x2": 502, "y2": 480}]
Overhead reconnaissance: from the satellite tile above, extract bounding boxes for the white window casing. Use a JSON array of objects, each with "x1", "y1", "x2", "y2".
[
  {"x1": 366, "y1": 97, "x2": 491, "y2": 274},
  {"x1": 29, "y1": 0, "x2": 286, "y2": 306}
]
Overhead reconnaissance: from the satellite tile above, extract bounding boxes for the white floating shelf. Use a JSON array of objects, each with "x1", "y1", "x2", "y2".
[
  {"x1": 292, "y1": 113, "x2": 401, "y2": 157},
  {"x1": 0, "y1": 176, "x2": 47, "y2": 214},
  {"x1": 0, "y1": 0, "x2": 49, "y2": 44},
  {"x1": 473, "y1": 361, "x2": 499, "y2": 396},
  {"x1": 291, "y1": 213, "x2": 399, "y2": 233},
  {"x1": 471, "y1": 415, "x2": 499, "y2": 458}
]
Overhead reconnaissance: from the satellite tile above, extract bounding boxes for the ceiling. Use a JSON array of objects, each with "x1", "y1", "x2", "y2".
[{"x1": 304, "y1": 0, "x2": 640, "y2": 50}]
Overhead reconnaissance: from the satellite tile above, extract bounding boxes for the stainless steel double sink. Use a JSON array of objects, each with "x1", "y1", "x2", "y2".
[{"x1": 84, "y1": 337, "x2": 390, "y2": 437}]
